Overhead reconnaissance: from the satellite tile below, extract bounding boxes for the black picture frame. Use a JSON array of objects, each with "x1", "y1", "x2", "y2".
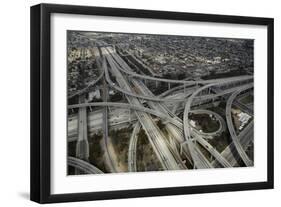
[{"x1": 30, "y1": 3, "x2": 274, "y2": 204}]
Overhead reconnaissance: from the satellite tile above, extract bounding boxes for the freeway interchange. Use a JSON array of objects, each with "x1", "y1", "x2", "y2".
[{"x1": 67, "y1": 43, "x2": 254, "y2": 174}]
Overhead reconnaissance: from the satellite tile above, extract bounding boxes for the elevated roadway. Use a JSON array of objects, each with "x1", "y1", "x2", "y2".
[
  {"x1": 67, "y1": 40, "x2": 254, "y2": 171},
  {"x1": 68, "y1": 70, "x2": 104, "y2": 99},
  {"x1": 68, "y1": 156, "x2": 104, "y2": 174},
  {"x1": 128, "y1": 122, "x2": 141, "y2": 172},
  {"x1": 101, "y1": 59, "x2": 117, "y2": 172},
  {"x1": 102, "y1": 47, "x2": 183, "y2": 170},
  {"x1": 112, "y1": 51, "x2": 253, "y2": 85},
  {"x1": 225, "y1": 84, "x2": 254, "y2": 167},
  {"x1": 75, "y1": 96, "x2": 89, "y2": 161},
  {"x1": 212, "y1": 120, "x2": 253, "y2": 167},
  {"x1": 183, "y1": 81, "x2": 254, "y2": 169}
]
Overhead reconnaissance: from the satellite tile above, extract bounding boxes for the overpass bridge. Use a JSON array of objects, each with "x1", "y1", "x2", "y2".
[
  {"x1": 67, "y1": 38, "x2": 254, "y2": 172},
  {"x1": 68, "y1": 156, "x2": 104, "y2": 174},
  {"x1": 225, "y1": 84, "x2": 254, "y2": 167}
]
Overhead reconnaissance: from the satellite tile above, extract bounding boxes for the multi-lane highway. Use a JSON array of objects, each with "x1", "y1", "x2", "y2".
[
  {"x1": 128, "y1": 122, "x2": 141, "y2": 172},
  {"x1": 212, "y1": 120, "x2": 254, "y2": 167},
  {"x1": 75, "y1": 95, "x2": 89, "y2": 161},
  {"x1": 68, "y1": 108, "x2": 137, "y2": 141},
  {"x1": 101, "y1": 59, "x2": 117, "y2": 173},
  {"x1": 225, "y1": 84, "x2": 254, "y2": 167},
  {"x1": 102, "y1": 47, "x2": 184, "y2": 170},
  {"x1": 67, "y1": 41, "x2": 254, "y2": 173}
]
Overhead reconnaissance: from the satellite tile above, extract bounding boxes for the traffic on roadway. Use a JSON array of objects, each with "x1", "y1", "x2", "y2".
[{"x1": 67, "y1": 36, "x2": 254, "y2": 174}]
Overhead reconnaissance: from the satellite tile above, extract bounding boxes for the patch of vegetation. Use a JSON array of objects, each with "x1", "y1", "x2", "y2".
[
  {"x1": 218, "y1": 101, "x2": 226, "y2": 110},
  {"x1": 88, "y1": 133, "x2": 107, "y2": 173},
  {"x1": 67, "y1": 141, "x2": 77, "y2": 157},
  {"x1": 189, "y1": 113, "x2": 220, "y2": 133},
  {"x1": 152, "y1": 82, "x2": 168, "y2": 95},
  {"x1": 239, "y1": 94, "x2": 253, "y2": 105},
  {"x1": 136, "y1": 128, "x2": 163, "y2": 171},
  {"x1": 109, "y1": 127, "x2": 132, "y2": 169},
  {"x1": 206, "y1": 105, "x2": 226, "y2": 120},
  {"x1": 109, "y1": 92, "x2": 123, "y2": 102},
  {"x1": 208, "y1": 131, "x2": 232, "y2": 153}
]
